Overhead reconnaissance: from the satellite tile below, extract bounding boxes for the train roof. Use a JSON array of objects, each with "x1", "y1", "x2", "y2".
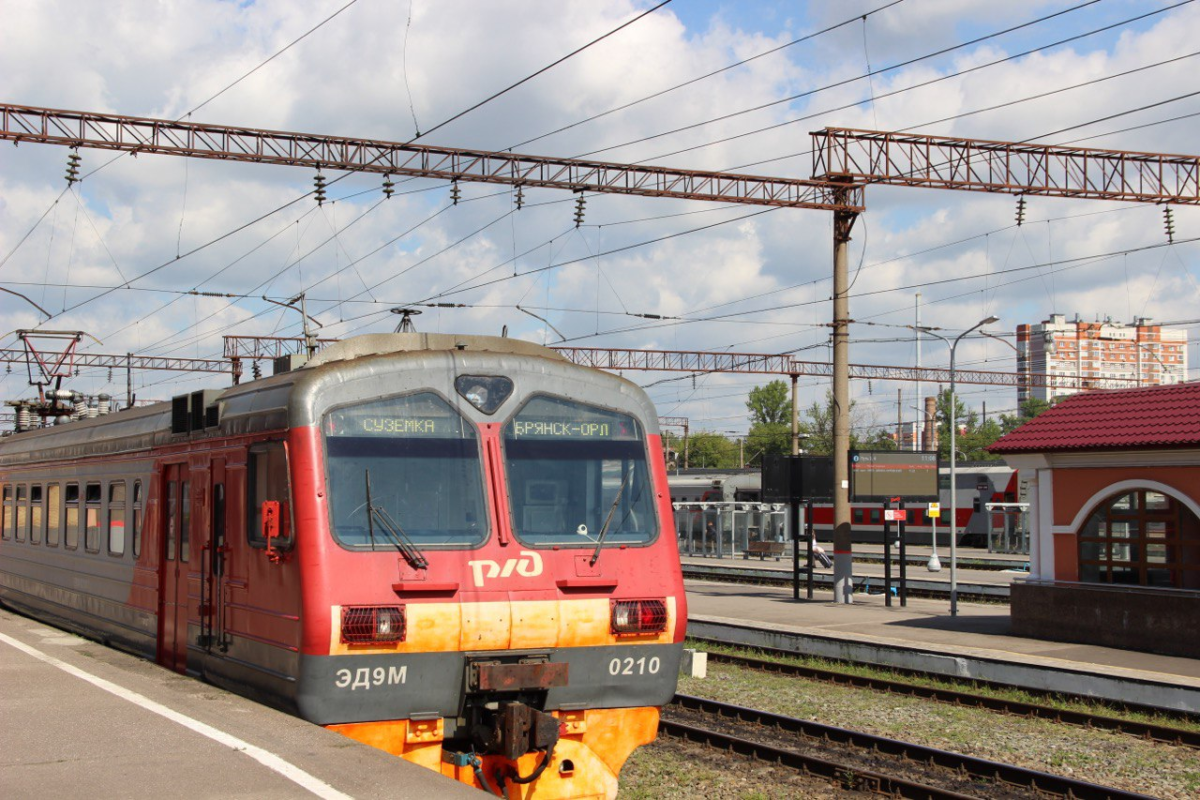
[{"x1": 1, "y1": 333, "x2": 657, "y2": 468}]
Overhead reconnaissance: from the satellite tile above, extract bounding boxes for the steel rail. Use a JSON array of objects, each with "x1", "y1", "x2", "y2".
[
  {"x1": 657, "y1": 717, "x2": 978, "y2": 799},
  {"x1": 669, "y1": 693, "x2": 1158, "y2": 799},
  {"x1": 692, "y1": 645, "x2": 1200, "y2": 748}
]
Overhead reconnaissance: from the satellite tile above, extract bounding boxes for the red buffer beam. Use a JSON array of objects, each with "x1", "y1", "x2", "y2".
[
  {"x1": 811, "y1": 128, "x2": 1200, "y2": 204},
  {"x1": 0, "y1": 104, "x2": 864, "y2": 212}
]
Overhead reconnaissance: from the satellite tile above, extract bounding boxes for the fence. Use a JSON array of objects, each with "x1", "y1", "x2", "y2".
[{"x1": 672, "y1": 501, "x2": 791, "y2": 558}]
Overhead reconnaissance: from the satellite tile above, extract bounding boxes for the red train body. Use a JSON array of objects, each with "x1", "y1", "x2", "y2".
[{"x1": 0, "y1": 334, "x2": 687, "y2": 798}]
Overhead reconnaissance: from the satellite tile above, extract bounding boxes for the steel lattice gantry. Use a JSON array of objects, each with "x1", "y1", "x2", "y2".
[
  {"x1": 811, "y1": 127, "x2": 1200, "y2": 204},
  {"x1": 0, "y1": 103, "x2": 863, "y2": 212}
]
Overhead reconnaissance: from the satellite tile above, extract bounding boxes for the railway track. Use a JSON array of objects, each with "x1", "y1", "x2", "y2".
[
  {"x1": 691, "y1": 639, "x2": 1200, "y2": 748},
  {"x1": 663, "y1": 693, "x2": 1157, "y2": 799}
]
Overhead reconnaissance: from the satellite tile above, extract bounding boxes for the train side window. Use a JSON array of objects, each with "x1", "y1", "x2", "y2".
[
  {"x1": 868, "y1": 509, "x2": 882, "y2": 525},
  {"x1": 165, "y1": 480, "x2": 176, "y2": 560},
  {"x1": 46, "y1": 484, "x2": 61, "y2": 547},
  {"x1": 65, "y1": 483, "x2": 80, "y2": 549},
  {"x1": 29, "y1": 485, "x2": 43, "y2": 545},
  {"x1": 84, "y1": 482, "x2": 102, "y2": 553},
  {"x1": 852, "y1": 508, "x2": 864, "y2": 525},
  {"x1": 212, "y1": 483, "x2": 225, "y2": 576},
  {"x1": 131, "y1": 480, "x2": 143, "y2": 558},
  {"x1": 108, "y1": 481, "x2": 127, "y2": 557},
  {"x1": 1, "y1": 484, "x2": 11, "y2": 540},
  {"x1": 179, "y1": 480, "x2": 190, "y2": 563},
  {"x1": 15, "y1": 484, "x2": 27, "y2": 542},
  {"x1": 247, "y1": 443, "x2": 291, "y2": 549}
]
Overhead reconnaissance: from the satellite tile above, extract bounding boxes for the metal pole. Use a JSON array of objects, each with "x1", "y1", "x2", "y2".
[
  {"x1": 883, "y1": 501, "x2": 892, "y2": 607},
  {"x1": 790, "y1": 374, "x2": 799, "y2": 456},
  {"x1": 832, "y1": 197, "x2": 856, "y2": 604},
  {"x1": 950, "y1": 346, "x2": 959, "y2": 616},
  {"x1": 915, "y1": 293, "x2": 922, "y2": 451},
  {"x1": 125, "y1": 353, "x2": 133, "y2": 409},
  {"x1": 805, "y1": 499, "x2": 815, "y2": 600}
]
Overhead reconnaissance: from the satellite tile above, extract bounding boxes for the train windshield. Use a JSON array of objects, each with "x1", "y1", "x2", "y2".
[
  {"x1": 503, "y1": 396, "x2": 657, "y2": 547},
  {"x1": 323, "y1": 392, "x2": 487, "y2": 548}
]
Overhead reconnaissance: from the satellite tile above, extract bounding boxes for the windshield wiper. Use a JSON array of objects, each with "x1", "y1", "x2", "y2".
[
  {"x1": 365, "y1": 469, "x2": 428, "y2": 570},
  {"x1": 590, "y1": 468, "x2": 635, "y2": 567}
]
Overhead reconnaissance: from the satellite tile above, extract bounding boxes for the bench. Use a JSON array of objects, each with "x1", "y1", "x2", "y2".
[{"x1": 744, "y1": 541, "x2": 786, "y2": 561}]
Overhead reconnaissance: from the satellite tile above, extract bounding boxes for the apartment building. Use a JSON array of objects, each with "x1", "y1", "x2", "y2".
[{"x1": 1017, "y1": 314, "x2": 1187, "y2": 403}]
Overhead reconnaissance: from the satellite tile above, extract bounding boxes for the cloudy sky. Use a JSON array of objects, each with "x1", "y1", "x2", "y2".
[{"x1": 2, "y1": 0, "x2": 1198, "y2": 440}]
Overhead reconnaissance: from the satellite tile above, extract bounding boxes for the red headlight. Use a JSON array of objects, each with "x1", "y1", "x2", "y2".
[
  {"x1": 341, "y1": 605, "x2": 406, "y2": 644},
  {"x1": 610, "y1": 599, "x2": 668, "y2": 635}
]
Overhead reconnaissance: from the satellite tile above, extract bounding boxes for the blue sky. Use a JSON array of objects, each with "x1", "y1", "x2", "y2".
[{"x1": 1, "y1": 0, "x2": 1198, "y2": 434}]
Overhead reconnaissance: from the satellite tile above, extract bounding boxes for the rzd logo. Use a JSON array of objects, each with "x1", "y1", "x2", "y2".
[{"x1": 468, "y1": 550, "x2": 543, "y2": 587}]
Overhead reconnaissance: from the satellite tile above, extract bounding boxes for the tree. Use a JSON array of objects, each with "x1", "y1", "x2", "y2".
[
  {"x1": 746, "y1": 380, "x2": 790, "y2": 425},
  {"x1": 999, "y1": 397, "x2": 1054, "y2": 435},
  {"x1": 687, "y1": 431, "x2": 738, "y2": 469},
  {"x1": 794, "y1": 391, "x2": 897, "y2": 455}
]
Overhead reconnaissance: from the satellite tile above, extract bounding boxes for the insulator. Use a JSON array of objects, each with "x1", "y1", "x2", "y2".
[
  {"x1": 515, "y1": 185, "x2": 525, "y2": 210},
  {"x1": 98, "y1": 393, "x2": 111, "y2": 415},
  {"x1": 5, "y1": 363, "x2": 10, "y2": 374},
  {"x1": 107, "y1": 366, "x2": 113, "y2": 382},
  {"x1": 450, "y1": 180, "x2": 461, "y2": 206},
  {"x1": 17, "y1": 406, "x2": 31, "y2": 431},
  {"x1": 1015, "y1": 196, "x2": 1027, "y2": 227},
  {"x1": 573, "y1": 193, "x2": 586, "y2": 228},
  {"x1": 65, "y1": 150, "x2": 81, "y2": 184},
  {"x1": 314, "y1": 171, "x2": 327, "y2": 205},
  {"x1": 1164, "y1": 205, "x2": 1175, "y2": 244},
  {"x1": 382, "y1": 175, "x2": 395, "y2": 199},
  {"x1": 74, "y1": 398, "x2": 87, "y2": 418},
  {"x1": 252, "y1": 361, "x2": 262, "y2": 379}
]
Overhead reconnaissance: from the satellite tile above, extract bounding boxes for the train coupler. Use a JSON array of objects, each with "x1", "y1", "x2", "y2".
[{"x1": 478, "y1": 701, "x2": 560, "y2": 762}]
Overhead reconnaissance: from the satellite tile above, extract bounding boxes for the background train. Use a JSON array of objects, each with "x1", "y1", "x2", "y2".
[
  {"x1": 0, "y1": 333, "x2": 686, "y2": 799},
  {"x1": 669, "y1": 463, "x2": 1022, "y2": 548}
]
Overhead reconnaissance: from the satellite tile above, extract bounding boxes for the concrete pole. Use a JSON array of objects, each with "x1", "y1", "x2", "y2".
[
  {"x1": 832, "y1": 199, "x2": 857, "y2": 604},
  {"x1": 790, "y1": 374, "x2": 799, "y2": 456}
]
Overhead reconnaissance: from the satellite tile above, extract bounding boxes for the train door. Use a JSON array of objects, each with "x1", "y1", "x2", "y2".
[
  {"x1": 157, "y1": 462, "x2": 190, "y2": 672},
  {"x1": 199, "y1": 457, "x2": 228, "y2": 653}
]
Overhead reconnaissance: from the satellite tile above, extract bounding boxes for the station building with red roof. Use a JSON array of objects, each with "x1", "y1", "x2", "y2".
[{"x1": 990, "y1": 382, "x2": 1200, "y2": 657}]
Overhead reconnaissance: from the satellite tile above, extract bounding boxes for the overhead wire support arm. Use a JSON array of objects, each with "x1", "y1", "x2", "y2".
[
  {"x1": 0, "y1": 103, "x2": 864, "y2": 212},
  {"x1": 811, "y1": 127, "x2": 1200, "y2": 204}
]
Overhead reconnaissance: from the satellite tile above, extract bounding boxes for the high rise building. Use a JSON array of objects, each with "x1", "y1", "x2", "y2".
[{"x1": 1017, "y1": 314, "x2": 1187, "y2": 404}]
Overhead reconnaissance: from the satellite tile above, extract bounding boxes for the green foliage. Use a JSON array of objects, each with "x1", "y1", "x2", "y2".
[
  {"x1": 745, "y1": 421, "x2": 790, "y2": 465},
  {"x1": 745, "y1": 380, "x2": 790, "y2": 425},
  {"x1": 686, "y1": 431, "x2": 739, "y2": 469},
  {"x1": 999, "y1": 397, "x2": 1054, "y2": 435}
]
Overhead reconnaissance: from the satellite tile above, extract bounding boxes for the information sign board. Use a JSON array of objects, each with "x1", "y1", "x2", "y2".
[{"x1": 849, "y1": 451, "x2": 939, "y2": 502}]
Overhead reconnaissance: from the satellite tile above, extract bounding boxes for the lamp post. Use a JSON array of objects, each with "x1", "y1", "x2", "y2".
[{"x1": 912, "y1": 315, "x2": 1000, "y2": 616}]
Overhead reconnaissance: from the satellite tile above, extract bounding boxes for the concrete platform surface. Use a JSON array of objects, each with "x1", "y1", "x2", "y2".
[
  {"x1": 0, "y1": 608, "x2": 481, "y2": 800},
  {"x1": 685, "y1": 579, "x2": 1200, "y2": 686}
]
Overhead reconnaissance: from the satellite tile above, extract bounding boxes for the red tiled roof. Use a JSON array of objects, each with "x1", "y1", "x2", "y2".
[{"x1": 989, "y1": 382, "x2": 1200, "y2": 453}]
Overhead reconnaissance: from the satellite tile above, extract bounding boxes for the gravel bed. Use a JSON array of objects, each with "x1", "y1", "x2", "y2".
[{"x1": 653, "y1": 662, "x2": 1200, "y2": 799}]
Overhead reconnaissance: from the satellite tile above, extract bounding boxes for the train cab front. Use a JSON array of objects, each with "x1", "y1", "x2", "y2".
[{"x1": 285, "y1": 338, "x2": 686, "y2": 800}]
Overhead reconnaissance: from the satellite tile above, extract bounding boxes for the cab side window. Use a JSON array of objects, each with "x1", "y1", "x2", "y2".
[{"x1": 247, "y1": 443, "x2": 291, "y2": 548}]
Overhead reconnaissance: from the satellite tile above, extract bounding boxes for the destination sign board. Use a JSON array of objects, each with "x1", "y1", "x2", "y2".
[
  {"x1": 850, "y1": 451, "x2": 939, "y2": 502},
  {"x1": 326, "y1": 392, "x2": 469, "y2": 438}
]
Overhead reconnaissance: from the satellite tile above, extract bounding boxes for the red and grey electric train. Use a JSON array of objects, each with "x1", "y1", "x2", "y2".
[
  {"x1": 0, "y1": 333, "x2": 686, "y2": 799},
  {"x1": 670, "y1": 465, "x2": 1020, "y2": 547}
]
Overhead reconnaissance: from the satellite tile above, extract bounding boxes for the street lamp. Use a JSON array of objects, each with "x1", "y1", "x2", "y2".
[{"x1": 912, "y1": 315, "x2": 1000, "y2": 616}]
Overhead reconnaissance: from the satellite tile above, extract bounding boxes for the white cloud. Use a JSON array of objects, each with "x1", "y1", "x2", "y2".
[{"x1": 1, "y1": 0, "x2": 1198, "y2": 432}]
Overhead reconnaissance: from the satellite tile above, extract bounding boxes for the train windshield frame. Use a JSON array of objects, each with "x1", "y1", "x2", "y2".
[
  {"x1": 503, "y1": 395, "x2": 658, "y2": 548},
  {"x1": 322, "y1": 391, "x2": 488, "y2": 549}
]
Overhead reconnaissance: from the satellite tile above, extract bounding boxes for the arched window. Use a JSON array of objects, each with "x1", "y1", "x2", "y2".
[{"x1": 1078, "y1": 489, "x2": 1200, "y2": 590}]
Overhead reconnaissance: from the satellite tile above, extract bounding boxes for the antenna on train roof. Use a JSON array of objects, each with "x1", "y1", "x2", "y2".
[{"x1": 390, "y1": 308, "x2": 422, "y2": 333}]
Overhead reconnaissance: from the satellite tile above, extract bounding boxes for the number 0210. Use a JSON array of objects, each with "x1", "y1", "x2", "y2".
[{"x1": 608, "y1": 656, "x2": 661, "y2": 676}]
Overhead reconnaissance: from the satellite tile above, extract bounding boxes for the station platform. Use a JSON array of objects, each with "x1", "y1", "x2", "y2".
[
  {"x1": 0, "y1": 608, "x2": 480, "y2": 800},
  {"x1": 684, "y1": 578, "x2": 1200, "y2": 712}
]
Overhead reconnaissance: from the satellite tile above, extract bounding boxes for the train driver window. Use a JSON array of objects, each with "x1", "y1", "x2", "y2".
[
  {"x1": 108, "y1": 481, "x2": 126, "y2": 556},
  {"x1": 323, "y1": 392, "x2": 486, "y2": 548},
  {"x1": 1, "y1": 484, "x2": 10, "y2": 539},
  {"x1": 29, "y1": 485, "x2": 43, "y2": 545},
  {"x1": 248, "y1": 442, "x2": 292, "y2": 549},
  {"x1": 503, "y1": 395, "x2": 658, "y2": 548},
  {"x1": 84, "y1": 482, "x2": 102, "y2": 553},
  {"x1": 65, "y1": 483, "x2": 80, "y2": 549},
  {"x1": 47, "y1": 484, "x2": 61, "y2": 547},
  {"x1": 15, "y1": 484, "x2": 28, "y2": 542}
]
